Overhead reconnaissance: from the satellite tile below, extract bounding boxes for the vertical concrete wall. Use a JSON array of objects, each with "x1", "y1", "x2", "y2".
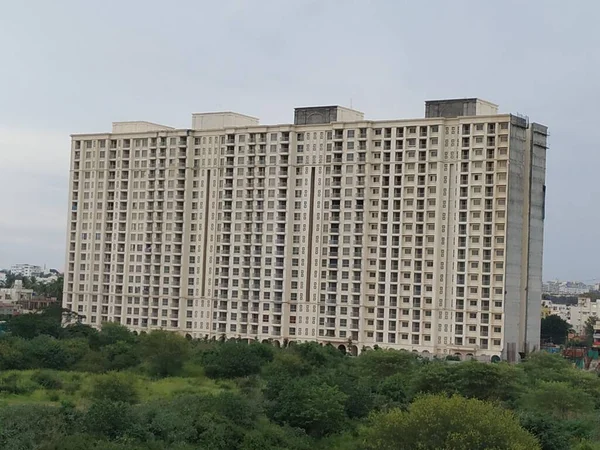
[
  {"x1": 335, "y1": 107, "x2": 365, "y2": 123},
  {"x1": 504, "y1": 118, "x2": 527, "y2": 361},
  {"x1": 425, "y1": 99, "x2": 498, "y2": 118},
  {"x1": 474, "y1": 100, "x2": 499, "y2": 116},
  {"x1": 191, "y1": 112, "x2": 259, "y2": 130},
  {"x1": 525, "y1": 124, "x2": 548, "y2": 352}
]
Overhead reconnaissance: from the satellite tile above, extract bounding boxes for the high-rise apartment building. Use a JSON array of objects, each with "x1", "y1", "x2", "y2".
[{"x1": 64, "y1": 98, "x2": 547, "y2": 362}]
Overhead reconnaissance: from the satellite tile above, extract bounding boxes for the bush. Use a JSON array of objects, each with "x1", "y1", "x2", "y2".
[
  {"x1": 360, "y1": 394, "x2": 541, "y2": 450},
  {"x1": 91, "y1": 322, "x2": 136, "y2": 349},
  {"x1": 31, "y1": 370, "x2": 63, "y2": 390},
  {"x1": 0, "y1": 338, "x2": 28, "y2": 370},
  {"x1": 240, "y1": 421, "x2": 311, "y2": 450},
  {"x1": 90, "y1": 372, "x2": 139, "y2": 404},
  {"x1": 63, "y1": 376, "x2": 83, "y2": 395},
  {"x1": 72, "y1": 350, "x2": 109, "y2": 373},
  {"x1": 266, "y1": 376, "x2": 348, "y2": 437},
  {"x1": 141, "y1": 331, "x2": 190, "y2": 377},
  {"x1": 84, "y1": 400, "x2": 137, "y2": 439},
  {"x1": 0, "y1": 404, "x2": 67, "y2": 449},
  {"x1": 356, "y1": 349, "x2": 420, "y2": 381},
  {"x1": 203, "y1": 342, "x2": 274, "y2": 379},
  {"x1": 101, "y1": 341, "x2": 140, "y2": 371},
  {"x1": 291, "y1": 342, "x2": 345, "y2": 369},
  {"x1": 519, "y1": 381, "x2": 595, "y2": 420},
  {"x1": 25, "y1": 336, "x2": 88, "y2": 370},
  {"x1": 519, "y1": 412, "x2": 593, "y2": 450},
  {"x1": 0, "y1": 372, "x2": 37, "y2": 394}
]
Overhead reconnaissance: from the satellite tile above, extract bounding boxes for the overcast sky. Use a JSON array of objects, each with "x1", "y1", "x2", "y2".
[{"x1": 0, "y1": 0, "x2": 598, "y2": 281}]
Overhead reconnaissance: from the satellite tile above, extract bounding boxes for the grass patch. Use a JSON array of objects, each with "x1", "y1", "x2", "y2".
[
  {"x1": 0, "y1": 369, "x2": 235, "y2": 407},
  {"x1": 139, "y1": 375, "x2": 234, "y2": 401}
]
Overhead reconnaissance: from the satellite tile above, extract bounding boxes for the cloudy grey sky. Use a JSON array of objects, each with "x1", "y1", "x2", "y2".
[{"x1": 0, "y1": 0, "x2": 598, "y2": 280}]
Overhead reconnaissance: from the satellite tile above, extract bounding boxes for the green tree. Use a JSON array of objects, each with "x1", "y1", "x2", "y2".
[
  {"x1": 518, "y1": 381, "x2": 595, "y2": 420},
  {"x1": 410, "y1": 360, "x2": 456, "y2": 395},
  {"x1": 519, "y1": 413, "x2": 594, "y2": 450},
  {"x1": 266, "y1": 376, "x2": 348, "y2": 437},
  {"x1": 101, "y1": 340, "x2": 140, "y2": 370},
  {"x1": 83, "y1": 400, "x2": 137, "y2": 440},
  {"x1": 91, "y1": 322, "x2": 136, "y2": 348},
  {"x1": 377, "y1": 373, "x2": 409, "y2": 410},
  {"x1": 356, "y1": 349, "x2": 420, "y2": 381},
  {"x1": 63, "y1": 322, "x2": 99, "y2": 340},
  {"x1": 141, "y1": 330, "x2": 189, "y2": 377},
  {"x1": 324, "y1": 366, "x2": 376, "y2": 419},
  {"x1": 240, "y1": 421, "x2": 311, "y2": 450},
  {"x1": 520, "y1": 352, "x2": 575, "y2": 383},
  {"x1": 584, "y1": 315, "x2": 598, "y2": 346},
  {"x1": 290, "y1": 341, "x2": 345, "y2": 368},
  {"x1": 0, "y1": 338, "x2": 28, "y2": 369},
  {"x1": 0, "y1": 272, "x2": 16, "y2": 288},
  {"x1": 90, "y1": 372, "x2": 139, "y2": 404},
  {"x1": 360, "y1": 394, "x2": 540, "y2": 450},
  {"x1": 541, "y1": 315, "x2": 571, "y2": 345},
  {"x1": 452, "y1": 360, "x2": 523, "y2": 402},
  {"x1": 25, "y1": 335, "x2": 88, "y2": 370},
  {"x1": 203, "y1": 341, "x2": 274, "y2": 379},
  {"x1": 134, "y1": 394, "x2": 248, "y2": 449},
  {"x1": 0, "y1": 404, "x2": 67, "y2": 450},
  {"x1": 5, "y1": 307, "x2": 63, "y2": 339}
]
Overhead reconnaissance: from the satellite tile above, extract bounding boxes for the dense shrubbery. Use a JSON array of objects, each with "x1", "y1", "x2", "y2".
[{"x1": 0, "y1": 308, "x2": 599, "y2": 449}]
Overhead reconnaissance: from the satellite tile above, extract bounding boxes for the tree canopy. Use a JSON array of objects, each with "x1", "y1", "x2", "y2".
[
  {"x1": 541, "y1": 315, "x2": 571, "y2": 345},
  {"x1": 0, "y1": 305, "x2": 597, "y2": 448},
  {"x1": 360, "y1": 395, "x2": 541, "y2": 450}
]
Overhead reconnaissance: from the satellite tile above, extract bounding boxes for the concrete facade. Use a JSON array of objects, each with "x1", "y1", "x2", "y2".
[
  {"x1": 544, "y1": 297, "x2": 600, "y2": 335},
  {"x1": 63, "y1": 99, "x2": 547, "y2": 361},
  {"x1": 0, "y1": 280, "x2": 34, "y2": 304},
  {"x1": 9, "y1": 264, "x2": 44, "y2": 277}
]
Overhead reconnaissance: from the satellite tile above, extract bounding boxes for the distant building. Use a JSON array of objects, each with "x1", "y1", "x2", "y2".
[
  {"x1": 592, "y1": 320, "x2": 600, "y2": 348},
  {"x1": 542, "y1": 296, "x2": 600, "y2": 335},
  {"x1": 543, "y1": 280, "x2": 591, "y2": 296},
  {"x1": 17, "y1": 296, "x2": 58, "y2": 313},
  {"x1": 10, "y1": 264, "x2": 44, "y2": 278},
  {"x1": 0, "y1": 280, "x2": 58, "y2": 316},
  {"x1": 541, "y1": 299, "x2": 570, "y2": 322},
  {"x1": 0, "y1": 302, "x2": 18, "y2": 316},
  {"x1": 37, "y1": 275, "x2": 60, "y2": 285},
  {"x1": 0, "y1": 280, "x2": 33, "y2": 304},
  {"x1": 569, "y1": 297, "x2": 600, "y2": 335}
]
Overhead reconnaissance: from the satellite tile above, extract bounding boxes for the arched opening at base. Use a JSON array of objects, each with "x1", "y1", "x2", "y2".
[
  {"x1": 273, "y1": 340, "x2": 281, "y2": 348},
  {"x1": 349, "y1": 345, "x2": 359, "y2": 356},
  {"x1": 261, "y1": 339, "x2": 270, "y2": 344},
  {"x1": 491, "y1": 355, "x2": 501, "y2": 363},
  {"x1": 185, "y1": 333, "x2": 192, "y2": 341},
  {"x1": 337, "y1": 344, "x2": 347, "y2": 354}
]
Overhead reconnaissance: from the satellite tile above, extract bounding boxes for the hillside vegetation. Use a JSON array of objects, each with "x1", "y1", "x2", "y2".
[{"x1": 0, "y1": 306, "x2": 599, "y2": 449}]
